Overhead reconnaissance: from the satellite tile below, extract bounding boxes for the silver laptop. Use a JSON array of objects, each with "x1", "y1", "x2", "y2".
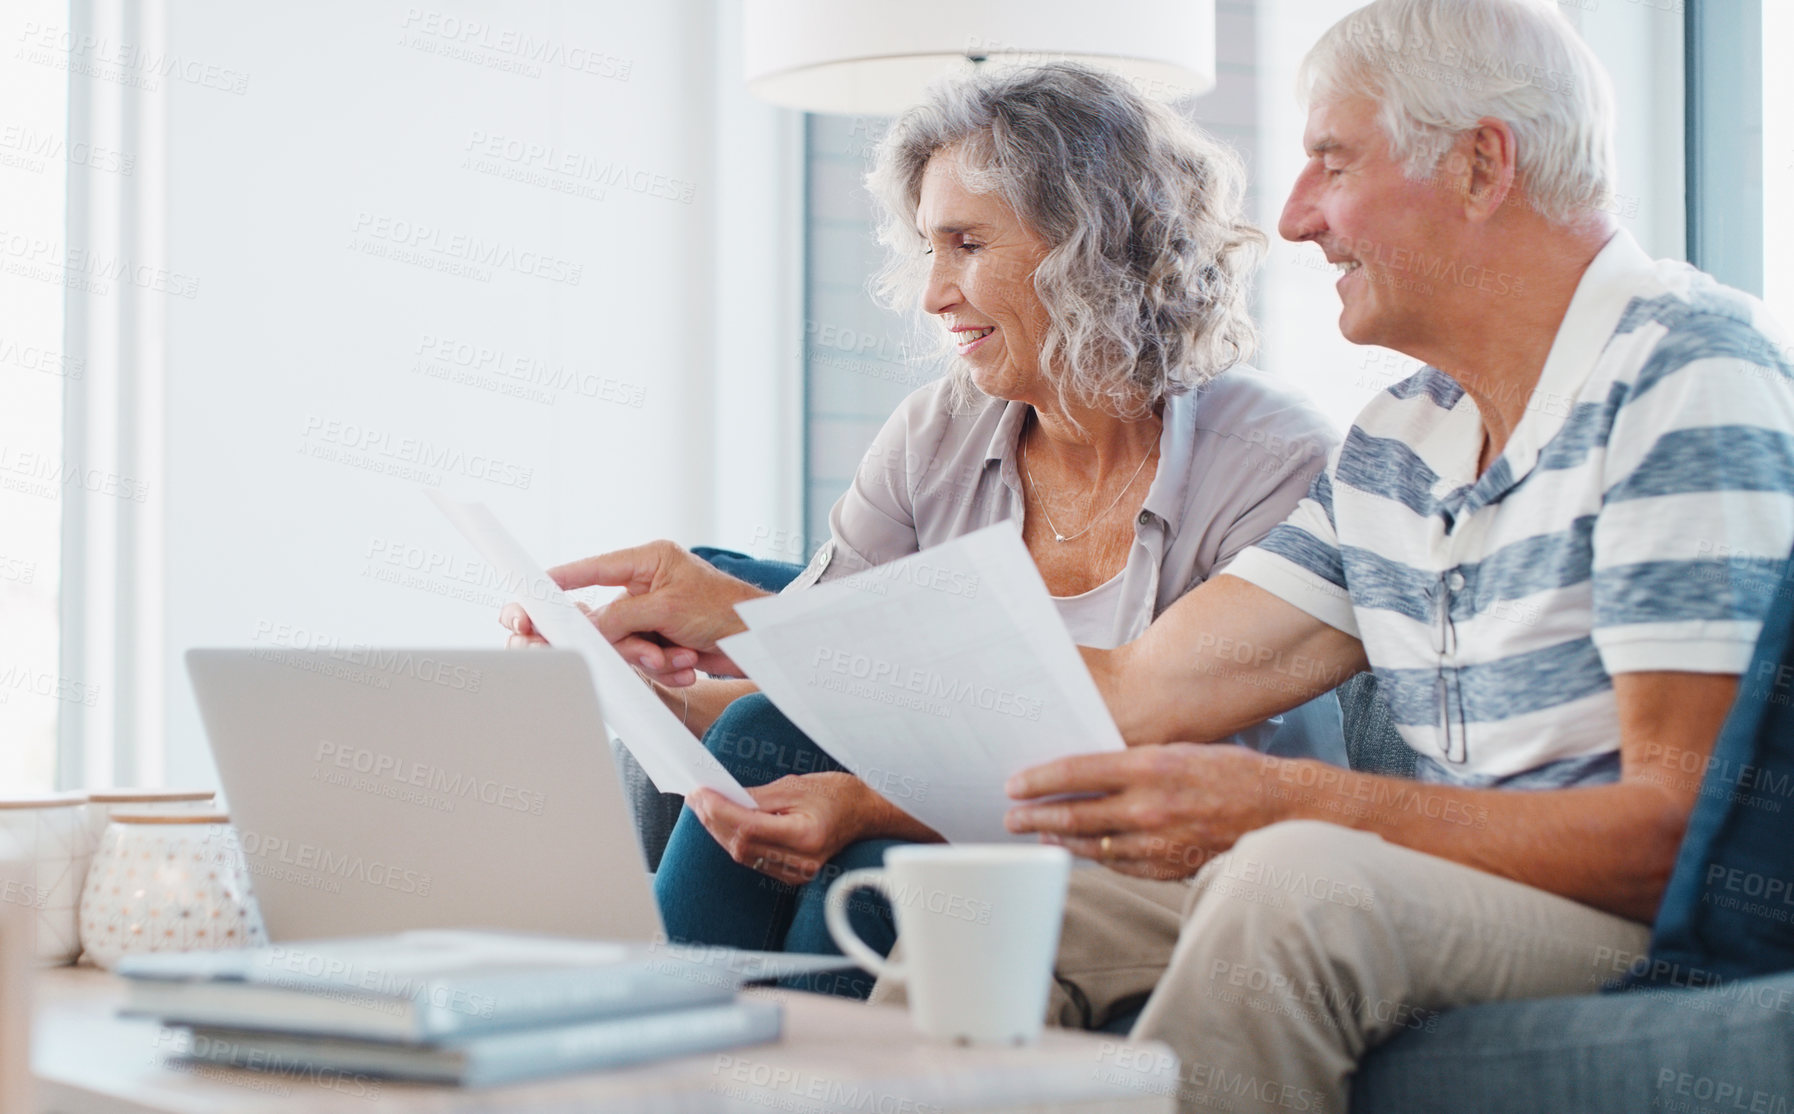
[{"x1": 185, "y1": 648, "x2": 662, "y2": 943}]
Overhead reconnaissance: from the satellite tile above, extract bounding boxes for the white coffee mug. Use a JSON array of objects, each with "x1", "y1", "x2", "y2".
[{"x1": 825, "y1": 844, "x2": 1070, "y2": 1044}]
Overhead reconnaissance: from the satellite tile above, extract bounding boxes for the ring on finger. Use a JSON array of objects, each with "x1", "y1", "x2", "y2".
[
  {"x1": 1099, "y1": 835, "x2": 1113, "y2": 859},
  {"x1": 752, "y1": 856, "x2": 765, "y2": 871}
]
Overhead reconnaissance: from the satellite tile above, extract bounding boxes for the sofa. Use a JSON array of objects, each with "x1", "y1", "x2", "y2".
[{"x1": 617, "y1": 548, "x2": 1794, "y2": 1112}]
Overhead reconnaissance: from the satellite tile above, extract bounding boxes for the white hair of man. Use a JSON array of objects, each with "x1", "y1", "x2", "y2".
[{"x1": 1300, "y1": 0, "x2": 1618, "y2": 225}]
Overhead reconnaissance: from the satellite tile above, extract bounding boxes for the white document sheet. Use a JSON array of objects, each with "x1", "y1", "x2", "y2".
[
  {"x1": 721, "y1": 524, "x2": 1123, "y2": 843},
  {"x1": 427, "y1": 493, "x2": 755, "y2": 809}
]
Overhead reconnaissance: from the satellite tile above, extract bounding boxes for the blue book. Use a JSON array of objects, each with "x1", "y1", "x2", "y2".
[
  {"x1": 118, "y1": 930, "x2": 840, "y2": 1042},
  {"x1": 172, "y1": 998, "x2": 784, "y2": 1087}
]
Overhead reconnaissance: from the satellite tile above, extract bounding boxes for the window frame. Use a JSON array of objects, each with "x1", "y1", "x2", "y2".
[{"x1": 1685, "y1": 0, "x2": 1763, "y2": 293}]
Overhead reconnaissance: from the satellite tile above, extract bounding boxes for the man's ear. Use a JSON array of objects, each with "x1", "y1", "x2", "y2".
[{"x1": 1461, "y1": 116, "x2": 1519, "y2": 221}]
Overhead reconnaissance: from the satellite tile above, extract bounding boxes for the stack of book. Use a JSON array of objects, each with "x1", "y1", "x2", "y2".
[{"x1": 117, "y1": 931, "x2": 798, "y2": 1087}]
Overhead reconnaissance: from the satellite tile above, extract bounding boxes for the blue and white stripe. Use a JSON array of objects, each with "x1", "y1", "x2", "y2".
[{"x1": 1229, "y1": 231, "x2": 1794, "y2": 785}]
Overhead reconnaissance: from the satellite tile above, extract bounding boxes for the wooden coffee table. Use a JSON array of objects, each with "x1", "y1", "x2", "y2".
[{"x1": 32, "y1": 966, "x2": 1176, "y2": 1113}]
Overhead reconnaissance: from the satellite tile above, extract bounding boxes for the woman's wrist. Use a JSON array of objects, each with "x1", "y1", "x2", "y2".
[
  {"x1": 636, "y1": 670, "x2": 698, "y2": 734},
  {"x1": 827, "y1": 772, "x2": 883, "y2": 844},
  {"x1": 679, "y1": 677, "x2": 760, "y2": 737},
  {"x1": 837, "y1": 773, "x2": 940, "y2": 843}
]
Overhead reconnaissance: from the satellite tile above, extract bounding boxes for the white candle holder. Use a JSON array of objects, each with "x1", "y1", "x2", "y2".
[{"x1": 79, "y1": 809, "x2": 266, "y2": 971}]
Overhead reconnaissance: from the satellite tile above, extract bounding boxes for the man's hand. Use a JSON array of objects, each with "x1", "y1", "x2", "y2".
[
  {"x1": 1005, "y1": 744, "x2": 1287, "y2": 880},
  {"x1": 498, "y1": 540, "x2": 769, "y2": 686},
  {"x1": 686, "y1": 773, "x2": 881, "y2": 886},
  {"x1": 1009, "y1": 671, "x2": 1740, "y2": 922}
]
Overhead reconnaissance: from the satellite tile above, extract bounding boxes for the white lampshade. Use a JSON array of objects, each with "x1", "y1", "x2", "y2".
[{"x1": 742, "y1": 0, "x2": 1217, "y2": 115}]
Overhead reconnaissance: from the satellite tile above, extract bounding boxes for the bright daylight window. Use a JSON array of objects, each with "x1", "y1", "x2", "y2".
[
  {"x1": 1764, "y1": 2, "x2": 1793, "y2": 336},
  {"x1": 0, "y1": 0, "x2": 70, "y2": 793}
]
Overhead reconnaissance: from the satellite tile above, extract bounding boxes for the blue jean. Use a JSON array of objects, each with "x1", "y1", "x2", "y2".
[{"x1": 653, "y1": 694, "x2": 900, "y2": 999}]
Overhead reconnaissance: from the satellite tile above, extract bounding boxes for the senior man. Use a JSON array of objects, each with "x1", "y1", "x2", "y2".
[{"x1": 989, "y1": 0, "x2": 1794, "y2": 1109}]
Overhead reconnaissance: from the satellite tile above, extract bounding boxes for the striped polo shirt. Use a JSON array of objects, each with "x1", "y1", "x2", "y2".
[{"x1": 1227, "y1": 230, "x2": 1794, "y2": 787}]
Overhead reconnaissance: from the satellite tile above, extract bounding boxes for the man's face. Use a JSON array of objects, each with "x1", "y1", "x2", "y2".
[{"x1": 1279, "y1": 95, "x2": 1461, "y2": 354}]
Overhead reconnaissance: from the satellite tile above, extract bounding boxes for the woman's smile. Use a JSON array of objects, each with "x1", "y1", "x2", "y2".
[{"x1": 953, "y1": 325, "x2": 996, "y2": 356}]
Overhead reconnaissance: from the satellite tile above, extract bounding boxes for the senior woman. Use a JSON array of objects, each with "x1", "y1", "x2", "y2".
[{"x1": 503, "y1": 62, "x2": 1342, "y2": 996}]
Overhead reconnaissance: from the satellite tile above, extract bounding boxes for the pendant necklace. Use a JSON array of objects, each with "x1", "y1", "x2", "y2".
[{"x1": 1021, "y1": 422, "x2": 1158, "y2": 544}]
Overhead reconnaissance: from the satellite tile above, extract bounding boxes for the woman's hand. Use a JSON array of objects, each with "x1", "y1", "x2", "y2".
[
  {"x1": 500, "y1": 599, "x2": 594, "y2": 649},
  {"x1": 498, "y1": 540, "x2": 769, "y2": 685},
  {"x1": 686, "y1": 773, "x2": 879, "y2": 885}
]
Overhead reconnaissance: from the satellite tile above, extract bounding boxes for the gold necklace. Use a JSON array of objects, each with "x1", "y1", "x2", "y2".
[{"x1": 1021, "y1": 423, "x2": 1159, "y2": 544}]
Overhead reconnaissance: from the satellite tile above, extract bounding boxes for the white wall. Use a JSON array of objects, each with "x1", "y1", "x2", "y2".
[{"x1": 55, "y1": 0, "x2": 802, "y2": 788}]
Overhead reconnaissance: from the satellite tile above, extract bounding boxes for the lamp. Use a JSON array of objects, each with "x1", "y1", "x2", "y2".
[{"x1": 741, "y1": 0, "x2": 1217, "y2": 115}]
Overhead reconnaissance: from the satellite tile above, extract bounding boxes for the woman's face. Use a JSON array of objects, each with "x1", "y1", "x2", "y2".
[{"x1": 915, "y1": 152, "x2": 1055, "y2": 403}]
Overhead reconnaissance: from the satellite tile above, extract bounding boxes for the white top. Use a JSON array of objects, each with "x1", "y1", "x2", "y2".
[{"x1": 1052, "y1": 572, "x2": 1129, "y2": 651}]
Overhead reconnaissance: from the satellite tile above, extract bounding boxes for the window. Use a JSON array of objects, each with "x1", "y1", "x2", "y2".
[
  {"x1": 7, "y1": 2, "x2": 804, "y2": 792},
  {"x1": 0, "y1": 0, "x2": 71, "y2": 793},
  {"x1": 1761, "y1": 1, "x2": 1792, "y2": 332},
  {"x1": 800, "y1": 113, "x2": 922, "y2": 553}
]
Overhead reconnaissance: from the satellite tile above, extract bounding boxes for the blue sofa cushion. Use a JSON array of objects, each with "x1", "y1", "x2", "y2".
[
  {"x1": 691, "y1": 547, "x2": 804, "y2": 594},
  {"x1": 1639, "y1": 548, "x2": 1794, "y2": 985},
  {"x1": 1354, "y1": 970, "x2": 1794, "y2": 1113}
]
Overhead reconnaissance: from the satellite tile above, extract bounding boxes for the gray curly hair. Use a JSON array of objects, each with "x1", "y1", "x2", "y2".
[{"x1": 866, "y1": 62, "x2": 1265, "y2": 419}]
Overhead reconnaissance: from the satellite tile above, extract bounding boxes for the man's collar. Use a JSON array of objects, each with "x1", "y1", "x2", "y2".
[
  {"x1": 1506, "y1": 227, "x2": 1653, "y2": 455},
  {"x1": 1464, "y1": 227, "x2": 1657, "y2": 502}
]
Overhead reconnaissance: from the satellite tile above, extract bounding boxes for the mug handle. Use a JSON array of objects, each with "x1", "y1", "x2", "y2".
[{"x1": 824, "y1": 867, "x2": 904, "y2": 982}]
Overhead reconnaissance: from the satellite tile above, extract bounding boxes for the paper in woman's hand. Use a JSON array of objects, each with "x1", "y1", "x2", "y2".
[
  {"x1": 723, "y1": 524, "x2": 1123, "y2": 843},
  {"x1": 427, "y1": 492, "x2": 756, "y2": 809}
]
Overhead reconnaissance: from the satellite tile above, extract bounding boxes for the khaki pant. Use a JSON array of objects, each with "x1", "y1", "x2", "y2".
[{"x1": 874, "y1": 821, "x2": 1651, "y2": 1114}]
